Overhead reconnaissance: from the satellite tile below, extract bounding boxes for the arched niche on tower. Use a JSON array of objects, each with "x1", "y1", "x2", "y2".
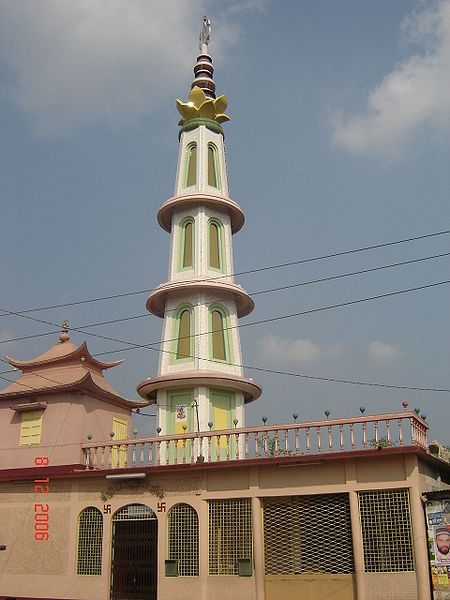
[{"x1": 173, "y1": 304, "x2": 195, "y2": 363}]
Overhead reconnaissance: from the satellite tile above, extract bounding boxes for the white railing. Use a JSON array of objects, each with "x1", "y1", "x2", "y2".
[{"x1": 82, "y1": 411, "x2": 428, "y2": 470}]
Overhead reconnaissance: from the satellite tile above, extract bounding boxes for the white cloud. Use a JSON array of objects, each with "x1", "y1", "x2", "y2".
[
  {"x1": 0, "y1": 1, "x2": 245, "y2": 134},
  {"x1": 331, "y1": 0, "x2": 450, "y2": 157},
  {"x1": 368, "y1": 341, "x2": 401, "y2": 365},
  {"x1": 259, "y1": 335, "x2": 344, "y2": 366}
]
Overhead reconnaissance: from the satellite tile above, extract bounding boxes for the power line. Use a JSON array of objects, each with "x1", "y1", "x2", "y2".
[
  {"x1": 2, "y1": 227, "x2": 450, "y2": 317},
  {"x1": 1, "y1": 249, "x2": 449, "y2": 347},
  {"x1": 2, "y1": 278, "x2": 449, "y2": 353},
  {"x1": 1, "y1": 278, "x2": 450, "y2": 393}
]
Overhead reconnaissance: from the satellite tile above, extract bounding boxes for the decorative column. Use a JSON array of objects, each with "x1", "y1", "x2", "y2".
[{"x1": 137, "y1": 18, "x2": 261, "y2": 446}]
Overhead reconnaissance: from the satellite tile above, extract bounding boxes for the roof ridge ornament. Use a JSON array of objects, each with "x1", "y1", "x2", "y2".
[{"x1": 59, "y1": 319, "x2": 70, "y2": 343}]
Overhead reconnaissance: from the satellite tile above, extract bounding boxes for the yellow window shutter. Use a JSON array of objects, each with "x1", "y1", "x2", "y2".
[
  {"x1": 20, "y1": 410, "x2": 43, "y2": 446},
  {"x1": 112, "y1": 416, "x2": 128, "y2": 468}
]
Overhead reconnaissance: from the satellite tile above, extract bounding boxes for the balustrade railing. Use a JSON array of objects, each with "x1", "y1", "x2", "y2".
[{"x1": 82, "y1": 411, "x2": 428, "y2": 470}]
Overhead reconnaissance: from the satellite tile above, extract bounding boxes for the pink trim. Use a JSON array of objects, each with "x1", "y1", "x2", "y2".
[
  {"x1": 146, "y1": 279, "x2": 254, "y2": 318},
  {"x1": 158, "y1": 193, "x2": 245, "y2": 233},
  {"x1": 136, "y1": 370, "x2": 262, "y2": 402}
]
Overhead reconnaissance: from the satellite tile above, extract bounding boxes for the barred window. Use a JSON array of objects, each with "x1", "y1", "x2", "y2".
[
  {"x1": 359, "y1": 489, "x2": 414, "y2": 572},
  {"x1": 209, "y1": 499, "x2": 252, "y2": 575},
  {"x1": 263, "y1": 494, "x2": 354, "y2": 575},
  {"x1": 168, "y1": 504, "x2": 199, "y2": 576},
  {"x1": 76, "y1": 507, "x2": 103, "y2": 575}
]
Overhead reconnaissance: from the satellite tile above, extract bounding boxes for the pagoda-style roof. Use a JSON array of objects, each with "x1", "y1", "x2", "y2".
[
  {"x1": 5, "y1": 340, "x2": 122, "y2": 372},
  {"x1": 0, "y1": 330, "x2": 146, "y2": 410}
]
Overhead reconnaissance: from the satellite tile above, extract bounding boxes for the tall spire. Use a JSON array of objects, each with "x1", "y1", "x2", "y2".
[{"x1": 137, "y1": 17, "x2": 261, "y2": 445}]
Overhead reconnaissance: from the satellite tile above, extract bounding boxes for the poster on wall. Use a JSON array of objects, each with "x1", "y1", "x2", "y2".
[{"x1": 426, "y1": 498, "x2": 450, "y2": 598}]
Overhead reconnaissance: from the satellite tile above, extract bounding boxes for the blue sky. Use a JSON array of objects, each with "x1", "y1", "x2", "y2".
[{"x1": 1, "y1": 0, "x2": 449, "y2": 441}]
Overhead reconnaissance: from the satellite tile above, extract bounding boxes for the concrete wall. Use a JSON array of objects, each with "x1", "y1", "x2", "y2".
[{"x1": 0, "y1": 451, "x2": 444, "y2": 600}]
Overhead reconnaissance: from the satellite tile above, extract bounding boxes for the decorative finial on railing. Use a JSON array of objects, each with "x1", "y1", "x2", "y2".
[
  {"x1": 324, "y1": 410, "x2": 331, "y2": 419},
  {"x1": 59, "y1": 319, "x2": 70, "y2": 343},
  {"x1": 208, "y1": 421, "x2": 213, "y2": 431},
  {"x1": 421, "y1": 414, "x2": 427, "y2": 421},
  {"x1": 87, "y1": 433, "x2": 92, "y2": 441},
  {"x1": 133, "y1": 429, "x2": 138, "y2": 438},
  {"x1": 262, "y1": 416, "x2": 268, "y2": 424},
  {"x1": 233, "y1": 418, "x2": 239, "y2": 428},
  {"x1": 156, "y1": 426, "x2": 162, "y2": 434},
  {"x1": 402, "y1": 400, "x2": 409, "y2": 411},
  {"x1": 359, "y1": 406, "x2": 366, "y2": 415},
  {"x1": 292, "y1": 413, "x2": 299, "y2": 421},
  {"x1": 414, "y1": 408, "x2": 420, "y2": 415},
  {"x1": 110, "y1": 432, "x2": 115, "y2": 438}
]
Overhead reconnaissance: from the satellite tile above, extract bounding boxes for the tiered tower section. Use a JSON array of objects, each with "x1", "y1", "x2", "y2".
[{"x1": 137, "y1": 25, "x2": 261, "y2": 438}]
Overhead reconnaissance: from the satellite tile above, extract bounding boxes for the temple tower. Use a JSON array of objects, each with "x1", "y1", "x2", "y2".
[{"x1": 137, "y1": 17, "x2": 261, "y2": 439}]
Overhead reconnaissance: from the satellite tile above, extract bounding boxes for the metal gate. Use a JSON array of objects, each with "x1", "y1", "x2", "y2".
[{"x1": 110, "y1": 504, "x2": 157, "y2": 600}]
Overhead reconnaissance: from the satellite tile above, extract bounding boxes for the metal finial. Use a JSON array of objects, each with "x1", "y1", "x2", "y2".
[{"x1": 199, "y1": 16, "x2": 211, "y2": 53}]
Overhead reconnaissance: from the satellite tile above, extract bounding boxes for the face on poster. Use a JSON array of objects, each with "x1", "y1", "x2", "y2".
[{"x1": 435, "y1": 525, "x2": 450, "y2": 564}]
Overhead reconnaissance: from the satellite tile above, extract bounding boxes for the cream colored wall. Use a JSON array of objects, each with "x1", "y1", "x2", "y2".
[{"x1": 0, "y1": 452, "x2": 440, "y2": 600}]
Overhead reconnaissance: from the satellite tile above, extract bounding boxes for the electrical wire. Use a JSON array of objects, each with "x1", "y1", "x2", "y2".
[
  {"x1": 1, "y1": 227, "x2": 450, "y2": 317},
  {"x1": 1, "y1": 249, "x2": 449, "y2": 347},
  {"x1": 1, "y1": 278, "x2": 450, "y2": 393}
]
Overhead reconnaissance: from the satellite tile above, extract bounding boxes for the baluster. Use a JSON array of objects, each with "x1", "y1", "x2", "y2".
[
  {"x1": 316, "y1": 427, "x2": 322, "y2": 453},
  {"x1": 350, "y1": 423, "x2": 355, "y2": 449},
  {"x1": 138, "y1": 443, "x2": 144, "y2": 465},
  {"x1": 385, "y1": 420, "x2": 391, "y2": 445},
  {"x1": 156, "y1": 440, "x2": 161, "y2": 465},
  {"x1": 398, "y1": 418, "x2": 404, "y2": 446},
  {"x1": 274, "y1": 430, "x2": 280, "y2": 457},
  {"x1": 100, "y1": 446, "x2": 105, "y2": 469},
  {"x1": 182, "y1": 438, "x2": 187, "y2": 464},
  {"x1": 254, "y1": 432, "x2": 260, "y2": 458},
  {"x1": 264, "y1": 431, "x2": 269, "y2": 457},
  {"x1": 410, "y1": 418, "x2": 417, "y2": 444},
  {"x1": 339, "y1": 424, "x2": 344, "y2": 451},
  {"x1": 226, "y1": 435, "x2": 230, "y2": 460},
  {"x1": 306, "y1": 427, "x2": 311, "y2": 454},
  {"x1": 207, "y1": 436, "x2": 212, "y2": 462},
  {"x1": 84, "y1": 448, "x2": 90, "y2": 468},
  {"x1": 362, "y1": 422, "x2": 367, "y2": 449},
  {"x1": 149, "y1": 441, "x2": 154, "y2": 466},
  {"x1": 166, "y1": 440, "x2": 171, "y2": 466},
  {"x1": 235, "y1": 433, "x2": 240, "y2": 460},
  {"x1": 109, "y1": 446, "x2": 113, "y2": 469},
  {"x1": 374, "y1": 420, "x2": 379, "y2": 445},
  {"x1": 130, "y1": 443, "x2": 136, "y2": 467},
  {"x1": 284, "y1": 429, "x2": 289, "y2": 455},
  {"x1": 245, "y1": 432, "x2": 249, "y2": 459},
  {"x1": 295, "y1": 428, "x2": 300, "y2": 455},
  {"x1": 216, "y1": 436, "x2": 221, "y2": 461},
  {"x1": 328, "y1": 425, "x2": 333, "y2": 452}
]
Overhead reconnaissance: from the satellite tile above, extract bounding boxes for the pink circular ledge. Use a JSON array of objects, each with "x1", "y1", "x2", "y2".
[
  {"x1": 136, "y1": 371, "x2": 262, "y2": 404},
  {"x1": 146, "y1": 280, "x2": 254, "y2": 318},
  {"x1": 157, "y1": 193, "x2": 245, "y2": 234}
]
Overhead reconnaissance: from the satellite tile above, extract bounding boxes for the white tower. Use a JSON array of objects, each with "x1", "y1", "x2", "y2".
[{"x1": 137, "y1": 18, "x2": 261, "y2": 442}]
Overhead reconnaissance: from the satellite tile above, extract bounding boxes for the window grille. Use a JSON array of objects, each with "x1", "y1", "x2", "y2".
[
  {"x1": 209, "y1": 499, "x2": 252, "y2": 575},
  {"x1": 76, "y1": 507, "x2": 103, "y2": 575},
  {"x1": 263, "y1": 494, "x2": 354, "y2": 575},
  {"x1": 113, "y1": 504, "x2": 156, "y2": 521},
  {"x1": 168, "y1": 504, "x2": 199, "y2": 576},
  {"x1": 358, "y1": 489, "x2": 414, "y2": 572}
]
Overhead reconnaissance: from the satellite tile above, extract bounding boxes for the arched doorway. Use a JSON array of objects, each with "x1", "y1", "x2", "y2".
[{"x1": 110, "y1": 503, "x2": 158, "y2": 600}]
